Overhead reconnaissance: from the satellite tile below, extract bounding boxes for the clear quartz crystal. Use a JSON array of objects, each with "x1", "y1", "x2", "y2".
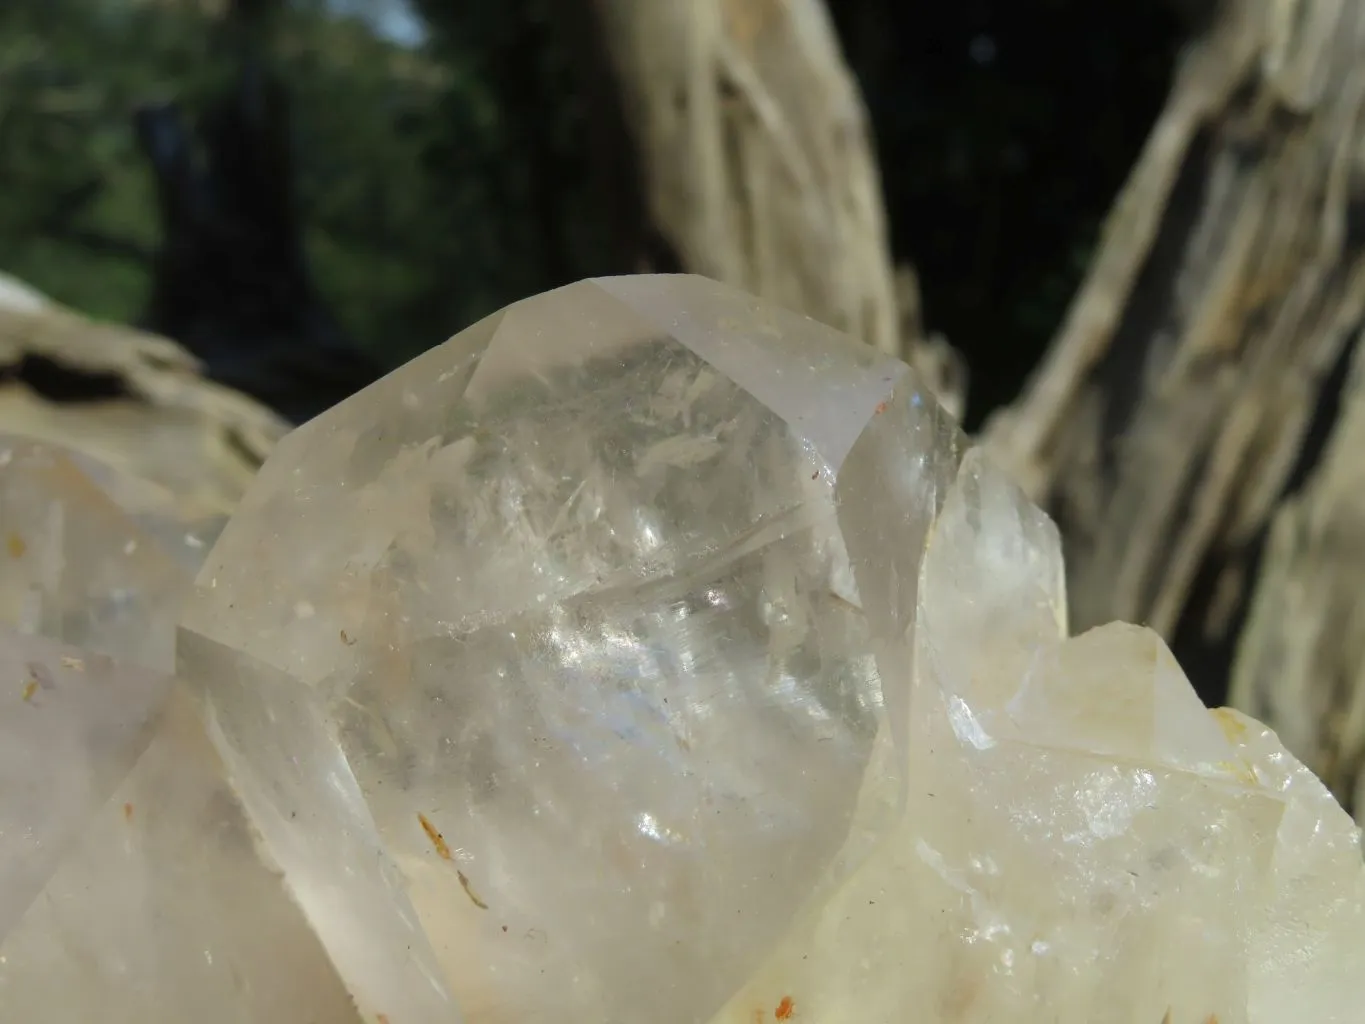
[
  {"x1": 177, "y1": 276, "x2": 1365, "y2": 1024},
  {"x1": 0, "y1": 436, "x2": 359, "y2": 1023}
]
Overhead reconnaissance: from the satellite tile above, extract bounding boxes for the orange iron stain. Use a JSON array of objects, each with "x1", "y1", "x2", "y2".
[
  {"x1": 417, "y1": 812, "x2": 452, "y2": 860},
  {"x1": 377, "y1": 1015, "x2": 390, "y2": 1024},
  {"x1": 775, "y1": 996, "x2": 795, "y2": 1020},
  {"x1": 7, "y1": 533, "x2": 25, "y2": 559},
  {"x1": 874, "y1": 401, "x2": 888, "y2": 415},
  {"x1": 458, "y1": 869, "x2": 490, "y2": 910},
  {"x1": 123, "y1": 802, "x2": 134, "y2": 822}
]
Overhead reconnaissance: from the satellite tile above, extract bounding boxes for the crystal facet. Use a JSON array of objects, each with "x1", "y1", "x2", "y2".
[
  {"x1": 0, "y1": 436, "x2": 358, "y2": 1023},
  {"x1": 177, "y1": 276, "x2": 1365, "y2": 1024}
]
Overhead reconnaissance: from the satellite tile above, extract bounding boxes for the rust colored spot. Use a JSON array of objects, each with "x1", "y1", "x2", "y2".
[
  {"x1": 418, "y1": 812, "x2": 452, "y2": 860},
  {"x1": 7, "y1": 533, "x2": 25, "y2": 559},
  {"x1": 874, "y1": 401, "x2": 888, "y2": 415},
  {"x1": 341, "y1": 629, "x2": 357, "y2": 646},
  {"x1": 123, "y1": 802, "x2": 134, "y2": 822},
  {"x1": 775, "y1": 995, "x2": 795, "y2": 1019},
  {"x1": 21, "y1": 679, "x2": 37, "y2": 702},
  {"x1": 458, "y1": 869, "x2": 490, "y2": 910},
  {"x1": 1204, "y1": 1016, "x2": 1219, "y2": 1024},
  {"x1": 377, "y1": 1015, "x2": 390, "y2": 1024}
]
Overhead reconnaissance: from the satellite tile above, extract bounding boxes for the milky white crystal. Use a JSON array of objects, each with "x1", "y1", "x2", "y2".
[
  {"x1": 0, "y1": 436, "x2": 358, "y2": 1023},
  {"x1": 709, "y1": 450, "x2": 1365, "y2": 1024},
  {"x1": 177, "y1": 275, "x2": 1365, "y2": 1024}
]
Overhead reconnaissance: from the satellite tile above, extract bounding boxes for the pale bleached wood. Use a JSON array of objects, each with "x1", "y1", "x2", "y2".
[
  {"x1": 592, "y1": 0, "x2": 965, "y2": 419},
  {"x1": 0, "y1": 273, "x2": 288, "y2": 518},
  {"x1": 1231, "y1": 330, "x2": 1365, "y2": 813},
  {"x1": 980, "y1": 0, "x2": 1365, "y2": 807}
]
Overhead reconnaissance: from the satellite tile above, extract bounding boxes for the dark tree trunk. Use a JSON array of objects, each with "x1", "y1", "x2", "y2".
[{"x1": 135, "y1": 30, "x2": 383, "y2": 424}]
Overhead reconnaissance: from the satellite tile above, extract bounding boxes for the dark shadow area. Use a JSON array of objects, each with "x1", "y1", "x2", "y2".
[
  {"x1": 134, "y1": 41, "x2": 384, "y2": 423},
  {"x1": 829, "y1": 0, "x2": 1184, "y2": 428},
  {"x1": 0, "y1": 355, "x2": 130, "y2": 403}
]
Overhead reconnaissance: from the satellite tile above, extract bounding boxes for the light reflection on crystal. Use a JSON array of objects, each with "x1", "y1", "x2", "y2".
[{"x1": 173, "y1": 277, "x2": 1365, "y2": 1024}]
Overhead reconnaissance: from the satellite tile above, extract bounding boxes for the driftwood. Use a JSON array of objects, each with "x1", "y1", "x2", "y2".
[
  {"x1": 1232, "y1": 329, "x2": 1365, "y2": 812},
  {"x1": 591, "y1": 0, "x2": 965, "y2": 419},
  {"x1": 0, "y1": 272, "x2": 288, "y2": 519},
  {"x1": 980, "y1": 2, "x2": 1365, "y2": 808}
]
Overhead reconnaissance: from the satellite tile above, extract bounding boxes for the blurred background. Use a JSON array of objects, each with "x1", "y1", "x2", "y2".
[
  {"x1": 0, "y1": 0, "x2": 1184, "y2": 422},
  {"x1": 8, "y1": 0, "x2": 1365, "y2": 813}
]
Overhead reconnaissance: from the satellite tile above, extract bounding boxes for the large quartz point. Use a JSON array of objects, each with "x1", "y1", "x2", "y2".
[
  {"x1": 0, "y1": 436, "x2": 359, "y2": 1022},
  {"x1": 178, "y1": 275, "x2": 1365, "y2": 1024}
]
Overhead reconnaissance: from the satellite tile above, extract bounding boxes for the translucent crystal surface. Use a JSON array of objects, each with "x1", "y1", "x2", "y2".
[
  {"x1": 0, "y1": 435, "x2": 187, "y2": 669},
  {"x1": 706, "y1": 450, "x2": 1359, "y2": 1024},
  {"x1": 178, "y1": 276, "x2": 1365, "y2": 1024},
  {"x1": 0, "y1": 436, "x2": 358, "y2": 1022}
]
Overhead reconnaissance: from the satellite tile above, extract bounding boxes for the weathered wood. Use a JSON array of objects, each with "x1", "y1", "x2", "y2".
[
  {"x1": 1231, "y1": 334, "x2": 1365, "y2": 813},
  {"x1": 0, "y1": 273, "x2": 288, "y2": 519},
  {"x1": 982, "y1": 0, "x2": 1365, "y2": 745},
  {"x1": 592, "y1": 0, "x2": 965, "y2": 418}
]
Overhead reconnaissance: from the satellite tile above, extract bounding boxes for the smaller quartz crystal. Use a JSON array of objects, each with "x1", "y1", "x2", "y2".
[
  {"x1": 0, "y1": 436, "x2": 359, "y2": 1023},
  {"x1": 0, "y1": 434, "x2": 186, "y2": 668},
  {"x1": 707, "y1": 448, "x2": 1365, "y2": 1024}
]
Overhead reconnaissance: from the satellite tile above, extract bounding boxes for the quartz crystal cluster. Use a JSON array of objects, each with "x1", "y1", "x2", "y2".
[
  {"x1": 172, "y1": 275, "x2": 1365, "y2": 1024},
  {"x1": 3, "y1": 275, "x2": 1363, "y2": 1023},
  {"x1": 0, "y1": 436, "x2": 360, "y2": 1022}
]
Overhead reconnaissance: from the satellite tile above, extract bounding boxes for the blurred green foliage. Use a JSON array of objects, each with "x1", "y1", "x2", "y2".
[
  {"x1": 0, "y1": 0, "x2": 204, "y2": 322},
  {"x1": 0, "y1": 0, "x2": 607, "y2": 364}
]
